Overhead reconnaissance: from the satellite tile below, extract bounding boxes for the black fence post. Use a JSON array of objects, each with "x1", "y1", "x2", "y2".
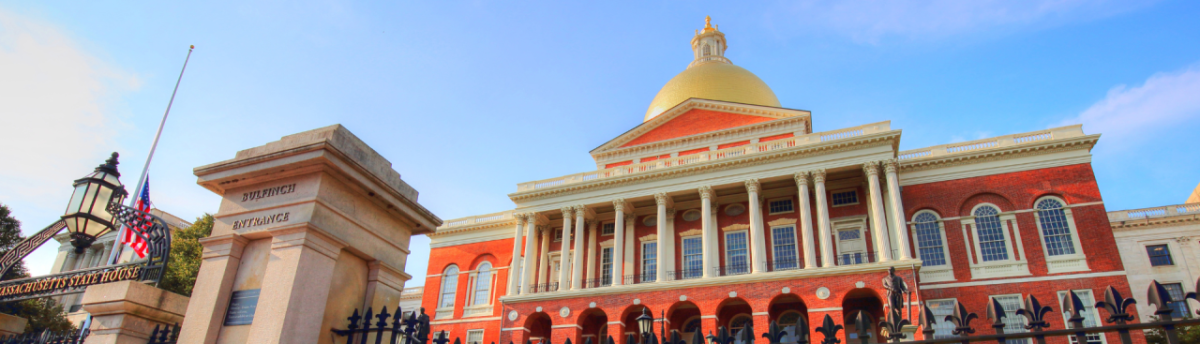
[
  {"x1": 1096, "y1": 286, "x2": 1137, "y2": 344},
  {"x1": 814, "y1": 314, "x2": 842, "y2": 344},
  {"x1": 1148, "y1": 280, "x2": 1183, "y2": 344},
  {"x1": 945, "y1": 302, "x2": 976, "y2": 344},
  {"x1": 1016, "y1": 294, "x2": 1052, "y2": 344},
  {"x1": 985, "y1": 298, "x2": 1007, "y2": 344}
]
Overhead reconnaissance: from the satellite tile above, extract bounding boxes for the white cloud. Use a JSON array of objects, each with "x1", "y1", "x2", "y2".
[
  {"x1": 776, "y1": 0, "x2": 1152, "y2": 43},
  {"x1": 1059, "y1": 64, "x2": 1200, "y2": 148},
  {"x1": 0, "y1": 8, "x2": 138, "y2": 275}
]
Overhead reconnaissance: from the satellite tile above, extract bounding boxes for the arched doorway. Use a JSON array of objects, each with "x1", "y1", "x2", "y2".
[
  {"x1": 620, "y1": 305, "x2": 654, "y2": 344},
  {"x1": 715, "y1": 298, "x2": 753, "y2": 344},
  {"x1": 667, "y1": 301, "x2": 702, "y2": 344},
  {"x1": 525, "y1": 312, "x2": 553, "y2": 344},
  {"x1": 842, "y1": 289, "x2": 884, "y2": 343},
  {"x1": 768, "y1": 294, "x2": 808, "y2": 344},
  {"x1": 579, "y1": 308, "x2": 610, "y2": 344}
]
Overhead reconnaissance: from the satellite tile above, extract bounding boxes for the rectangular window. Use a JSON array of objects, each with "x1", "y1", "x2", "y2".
[
  {"x1": 682, "y1": 237, "x2": 703, "y2": 279},
  {"x1": 602, "y1": 223, "x2": 615, "y2": 236},
  {"x1": 1056, "y1": 290, "x2": 1103, "y2": 344},
  {"x1": 831, "y1": 190, "x2": 858, "y2": 206},
  {"x1": 1162, "y1": 283, "x2": 1190, "y2": 319},
  {"x1": 991, "y1": 295, "x2": 1029, "y2": 344},
  {"x1": 725, "y1": 232, "x2": 749, "y2": 275},
  {"x1": 768, "y1": 199, "x2": 794, "y2": 214},
  {"x1": 553, "y1": 228, "x2": 563, "y2": 242},
  {"x1": 771, "y1": 226, "x2": 799, "y2": 271},
  {"x1": 1147, "y1": 245, "x2": 1174, "y2": 266},
  {"x1": 914, "y1": 220, "x2": 947, "y2": 266},
  {"x1": 642, "y1": 242, "x2": 657, "y2": 282},
  {"x1": 467, "y1": 329, "x2": 484, "y2": 344},
  {"x1": 927, "y1": 299, "x2": 958, "y2": 339},
  {"x1": 976, "y1": 216, "x2": 1010, "y2": 262},
  {"x1": 601, "y1": 247, "x2": 613, "y2": 286}
]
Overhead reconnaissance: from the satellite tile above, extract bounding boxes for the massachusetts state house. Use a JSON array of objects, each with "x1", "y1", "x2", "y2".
[{"x1": 420, "y1": 18, "x2": 1129, "y2": 344}]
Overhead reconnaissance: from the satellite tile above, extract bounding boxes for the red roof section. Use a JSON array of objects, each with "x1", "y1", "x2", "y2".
[{"x1": 619, "y1": 109, "x2": 776, "y2": 148}]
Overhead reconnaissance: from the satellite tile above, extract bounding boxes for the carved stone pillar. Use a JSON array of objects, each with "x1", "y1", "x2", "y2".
[
  {"x1": 508, "y1": 215, "x2": 527, "y2": 296},
  {"x1": 746, "y1": 179, "x2": 767, "y2": 273},
  {"x1": 585, "y1": 220, "x2": 597, "y2": 288},
  {"x1": 865, "y1": 161, "x2": 893, "y2": 262},
  {"x1": 884, "y1": 160, "x2": 913, "y2": 260},
  {"x1": 653, "y1": 193, "x2": 673, "y2": 282},
  {"x1": 520, "y1": 213, "x2": 539, "y2": 294},
  {"x1": 699, "y1": 186, "x2": 716, "y2": 278},
  {"x1": 794, "y1": 172, "x2": 818, "y2": 269},
  {"x1": 612, "y1": 199, "x2": 628, "y2": 286},
  {"x1": 813, "y1": 170, "x2": 835, "y2": 267},
  {"x1": 558, "y1": 207, "x2": 575, "y2": 290},
  {"x1": 570, "y1": 205, "x2": 588, "y2": 290}
]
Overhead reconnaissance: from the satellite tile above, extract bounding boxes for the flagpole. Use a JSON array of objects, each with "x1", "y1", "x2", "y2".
[{"x1": 107, "y1": 45, "x2": 194, "y2": 265}]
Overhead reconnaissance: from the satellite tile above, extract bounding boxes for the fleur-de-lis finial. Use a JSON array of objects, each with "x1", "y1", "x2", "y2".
[
  {"x1": 714, "y1": 326, "x2": 734, "y2": 344},
  {"x1": 919, "y1": 303, "x2": 938, "y2": 339},
  {"x1": 815, "y1": 314, "x2": 843, "y2": 344},
  {"x1": 1097, "y1": 286, "x2": 1137, "y2": 324},
  {"x1": 584, "y1": 337, "x2": 593, "y2": 344},
  {"x1": 1016, "y1": 295, "x2": 1052, "y2": 331},
  {"x1": 763, "y1": 320, "x2": 788, "y2": 344},
  {"x1": 879, "y1": 308, "x2": 910, "y2": 341},
  {"x1": 1148, "y1": 280, "x2": 1179, "y2": 320},
  {"x1": 985, "y1": 298, "x2": 1007, "y2": 332},
  {"x1": 944, "y1": 302, "x2": 978, "y2": 336},
  {"x1": 691, "y1": 330, "x2": 706, "y2": 344},
  {"x1": 852, "y1": 311, "x2": 873, "y2": 344}
]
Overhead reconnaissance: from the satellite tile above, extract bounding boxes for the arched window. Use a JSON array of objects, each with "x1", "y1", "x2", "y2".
[
  {"x1": 973, "y1": 206, "x2": 1009, "y2": 262},
  {"x1": 703, "y1": 44, "x2": 711, "y2": 56},
  {"x1": 777, "y1": 311, "x2": 803, "y2": 344},
  {"x1": 439, "y1": 265, "x2": 459, "y2": 309},
  {"x1": 1035, "y1": 198, "x2": 1076, "y2": 256},
  {"x1": 471, "y1": 262, "x2": 492, "y2": 306},
  {"x1": 913, "y1": 212, "x2": 946, "y2": 266}
]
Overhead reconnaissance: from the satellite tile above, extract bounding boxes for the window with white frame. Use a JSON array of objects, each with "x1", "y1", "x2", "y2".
[
  {"x1": 974, "y1": 205, "x2": 1010, "y2": 262},
  {"x1": 725, "y1": 231, "x2": 749, "y2": 275},
  {"x1": 768, "y1": 198, "x2": 794, "y2": 214},
  {"x1": 682, "y1": 236, "x2": 703, "y2": 278},
  {"x1": 642, "y1": 241, "x2": 657, "y2": 282},
  {"x1": 467, "y1": 329, "x2": 484, "y2": 344},
  {"x1": 600, "y1": 247, "x2": 613, "y2": 285},
  {"x1": 990, "y1": 294, "x2": 1029, "y2": 344},
  {"x1": 1056, "y1": 290, "x2": 1104, "y2": 344},
  {"x1": 1161, "y1": 283, "x2": 1190, "y2": 319},
  {"x1": 1035, "y1": 198, "x2": 1078, "y2": 256},
  {"x1": 553, "y1": 228, "x2": 564, "y2": 242},
  {"x1": 470, "y1": 262, "x2": 492, "y2": 306},
  {"x1": 926, "y1": 299, "x2": 958, "y2": 339},
  {"x1": 439, "y1": 265, "x2": 459, "y2": 309},
  {"x1": 831, "y1": 190, "x2": 858, "y2": 206},
  {"x1": 602, "y1": 223, "x2": 615, "y2": 236},
  {"x1": 771, "y1": 226, "x2": 799, "y2": 270},
  {"x1": 913, "y1": 212, "x2": 947, "y2": 266}
]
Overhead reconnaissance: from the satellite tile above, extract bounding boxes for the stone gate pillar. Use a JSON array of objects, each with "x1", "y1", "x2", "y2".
[{"x1": 179, "y1": 125, "x2": 441, "y2": 344}]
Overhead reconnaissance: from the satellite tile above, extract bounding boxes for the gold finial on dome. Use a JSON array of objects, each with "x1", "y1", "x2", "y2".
[{"x1": 703, "y1": 16, "x2": 717, "y2": 33}]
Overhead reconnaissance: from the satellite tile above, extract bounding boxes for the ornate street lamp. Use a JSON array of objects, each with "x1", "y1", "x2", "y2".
[
  {"x1": 637, "y1": 308, "x2": 654, "y2": 344},
  {"x1": 61, "y1": 152, "x2": 127, "y2": 253}
]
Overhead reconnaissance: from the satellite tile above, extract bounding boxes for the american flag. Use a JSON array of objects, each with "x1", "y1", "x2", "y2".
[{"x1": 122, "y1": 178, "x2": 151, "y2": 258}]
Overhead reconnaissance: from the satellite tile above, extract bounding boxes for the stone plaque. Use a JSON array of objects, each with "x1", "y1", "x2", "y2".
[{"x1": 224, "y1": 289, "x2": 261, "y2": 326}]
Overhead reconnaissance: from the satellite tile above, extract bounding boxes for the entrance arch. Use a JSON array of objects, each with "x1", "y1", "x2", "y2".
[
  {"x1": 715, "y1": 298, "x2": 753, "y2": 344},
  {"x1": 842, "y1": 289, "x2": 884, "y2": 343},
  {"x1": 767, "y1": 294, "x2": 808, "y2": 344},
  {"x1": 578, "y1": 308, "x2": 610, "y2": 344},
  {"x1": 620, "y1": 305, "x2": 653, "y2": 344},
  {"x1": 667, "y1": 301, "x2": 702, "y2": 344},
  {"x1": 525, "y1": 312, "x2": 553, "y2": 344}
]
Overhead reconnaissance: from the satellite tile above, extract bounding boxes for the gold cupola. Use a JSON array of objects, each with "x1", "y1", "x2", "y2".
[{"x1": 644, "y1": 16, "x2": 781, "y2": 122}]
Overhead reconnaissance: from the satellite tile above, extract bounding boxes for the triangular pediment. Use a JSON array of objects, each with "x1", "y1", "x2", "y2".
[{"x1": 590, "y1": 99, "x2": 810, "y2": 165}]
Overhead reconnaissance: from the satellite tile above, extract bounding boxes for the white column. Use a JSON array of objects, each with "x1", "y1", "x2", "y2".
[
  {"x1": 558, "y1": 207, "x2": 574, "y2": 290},
  {"x1": 746, "y1": 179, "x2": 767, "y2": 273},
  {"x1": 625, "y1": 217, "x2": 635, "y2": 282},
  {"x1": 538, "y1": 227, "x2": 551, "y2": 287},
  {"x1": 865, "y1": 161, "x2": 893, "y2": 262},
  {"x1": 585, "y1": 220, "x2": 598, "y2": 288},
  {"x1": 520, "y1": 213, "x2": 539, "y2": 294},
  {"x1": 61, "y1": 251, "x2": 78, "y2": 273},
  {"x1": 80, "y1": 249, "x2": 95, "y2": 270},
  {"x1": 813, "y1": 169, "x2": 835, "y2": 267},
  {"x1": 654, "y1": 193, "x2": 672, "y2": 282},
  {"x1": 508, "y1": 215, "x2": 527, "y2": 296},
  {"x1": 699, "y1": 186, "x2": 716, "y2": 278},
  {"x1": 571, "y1": 206, "x2": 587, "y2": 290},
  {"x1": 884, "y1": 160, "x2": 913, "y2": 260},
  {"x1": 612, "y1": 199, "x2": 627, "y2": 286},
  {"x1": 794, "y1": 172, "x2": 817, "y2": 269}
]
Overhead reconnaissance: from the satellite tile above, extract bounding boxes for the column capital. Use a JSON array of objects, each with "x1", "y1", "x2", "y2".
[
  {"x1": 515, "y1": 213, "x2": 528, "y2": 225},
  {"x1": 812, "y1": 169, "x2": 827, "y2": 183},
  {"x1": 745, "y1": 179, "x2": 761, "y2": 194},
  {"x1": 573, "y1": 205, "x2": 595, "y2": 219},
  {"x1": 613, "y1": 199, "x2": 633, "y2": 214},
  {"x1": 698, "y1": 186, "x2": 715, "y2": 200},
  {"x1": 560, "y1": 207, "x2": 576, "y2": 218},
  {"x1": 793, "y1": 171, "x2": 809, "y2": 186},
  {"x1": 863, "y1": 161, "x2": 880, "y2": 176},
  {"x1": 654, "y1": 193, "x2": 674, "y2": 208},
  {"x1": 883, "y1": 159, "x2": 899, "y2": 174}
]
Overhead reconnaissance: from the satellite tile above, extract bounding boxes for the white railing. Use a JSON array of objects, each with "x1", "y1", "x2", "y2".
[
  {"x1": 516, "y1": 122, "x2": 892, "y2": 192},
  {"x1": 897, "y1": 124, "x2": 1085, "y2": 161},
  {"x1": 438, "y1": 210, "x2": 514, "y2": 229},
  {"x1": 1108, "y1": 203, "x2": 1200, "y2": 222}
]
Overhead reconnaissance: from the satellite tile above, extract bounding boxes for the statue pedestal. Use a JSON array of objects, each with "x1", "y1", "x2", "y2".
[
  {"x1": 80, "y1": 280, "x2": 188, "y2": 344},
  {"x1": 180, "y1": 125, "x2": 439, "y2": 344},
  {"x1": 0, "y1": 313, "x2": 27, "y2": 336}
]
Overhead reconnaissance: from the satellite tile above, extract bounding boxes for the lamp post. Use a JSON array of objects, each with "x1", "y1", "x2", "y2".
[
  {"x1": 637, "y1": 308, "x2": 654, "y2": 344},
  {"x1": 61, "y1": 153, "x2": 127, "y2": 253}
]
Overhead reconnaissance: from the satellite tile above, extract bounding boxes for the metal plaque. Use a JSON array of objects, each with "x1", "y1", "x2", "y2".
[{"x1": 223, "y1": 289, "x2": 261, "y2": 326}]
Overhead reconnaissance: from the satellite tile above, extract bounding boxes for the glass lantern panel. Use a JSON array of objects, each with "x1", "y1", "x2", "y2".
[{"x1": 93, "y1": 186, "x2": 114, "y2": 222}]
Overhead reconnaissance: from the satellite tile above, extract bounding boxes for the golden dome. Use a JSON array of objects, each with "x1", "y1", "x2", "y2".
[{"x1": 644, "y1": 17, "x2": 781, "y2": 122}]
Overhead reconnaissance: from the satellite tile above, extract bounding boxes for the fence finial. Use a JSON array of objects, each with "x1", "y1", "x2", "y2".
[
  {"x1": 814, "y1": 314, "x2": 842, "y2": 344},
  {"x1": 945, "y1": 302, "x2": 977, "y2": 336},
  {"x1": 1097, "y1": 286, "x2": 1137, "y2": 324}
]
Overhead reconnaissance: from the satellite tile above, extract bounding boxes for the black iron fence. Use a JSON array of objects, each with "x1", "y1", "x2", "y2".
[
  {"x1": 0, "y1": 329, "x2": 88, "y2": 344},
  {"x1": 146, "y1": 323, "x2": 180, "y2": 344},
  {"x1": 332, "y1": 306, "x2": 430, "y2": 344}
]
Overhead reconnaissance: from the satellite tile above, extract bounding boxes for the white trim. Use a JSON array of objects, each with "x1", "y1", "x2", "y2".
[
  {"x1": 721, "y1": 223, "x2": 749, "y2": 232},
  {"x1": 768, "y1": 224, "x2": 800, "y2": 270},
  {"x1": 899, "y1": 148, "x2": 1094, "y2": 187},
  {"x1": 920, "y1": 270, "x2": 1126, "y2": 289},
  {"x1": 807, "y1": 307, "x2": 843, "y2": 312},
  {"x1": 642, "y1": 241, "x2": 658, "y2": 281},
  {"x1": 909, "y1": 210, "x2": 954, "y2": 283},
  {"x1": 751, "y1": 312, "x2": 769, "y2": 316},
  {"x1": 466, "y1": 329, "x2": 486, "y2": 344},
  {"x1": 501, "y1": 327, "x2": 530, "y2": 332},
  {"x1": 833, "y1": 218, "x2": 867, "y2": 264},
  {"x1": 701, "y1": 315, "x2": 718, "y2": 319},
  {"x1": 1032, "y1": 196, "x2": 1089, "y2": 274},
  {"x1": 552, "y1": 324, "x2": 584, "y2": 329},
  {"x1": 933, "y1": 201, "x2": 1104, "y2": 222},
  {"x1": 433, "y1": 317, "x2": 503, "y2": 325},
  {"x1": 963, "y1": 203, "x2": 1030, "y2": 279}
]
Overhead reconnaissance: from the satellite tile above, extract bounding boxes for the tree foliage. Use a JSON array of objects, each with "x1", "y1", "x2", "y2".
[
  {"x1": 0, "y1": 203, "x2": 75, "y2": 333},
  {"x1": 1145, "y1": 322, "x2": 1200, "y2": 344},
  {"x1": 158, "y1": 214, "x2": 213, "y2": 297}
]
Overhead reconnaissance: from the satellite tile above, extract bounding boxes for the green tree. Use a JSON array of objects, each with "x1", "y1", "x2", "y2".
[
  {"x1": 0, "y1": 203, "x2": 76, "y2": 333},
  {"x1": 158, "y1": 214, "x2": 214, "y2": 297}
]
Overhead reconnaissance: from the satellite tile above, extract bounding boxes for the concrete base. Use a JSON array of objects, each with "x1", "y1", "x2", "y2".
[
  {"x1": 81, "y1": 281, "x2": 189, "y2": 344},
  {"x1": 0, "y1": 313, "x2": 27, "y2": 336}
]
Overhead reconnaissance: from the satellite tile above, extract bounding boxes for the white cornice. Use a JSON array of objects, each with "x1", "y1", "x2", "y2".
[
  {"x1": 591, "y1": 99, "x2": 812, "y2": 157},
  {"x1": 591, "y1": 116, "x2": 810, "y2": 168}
]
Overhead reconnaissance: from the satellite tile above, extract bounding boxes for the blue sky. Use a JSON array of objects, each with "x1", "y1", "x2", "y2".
[{"x1": 2, "y1": 1, "x2": 1199, "y2": 285}]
